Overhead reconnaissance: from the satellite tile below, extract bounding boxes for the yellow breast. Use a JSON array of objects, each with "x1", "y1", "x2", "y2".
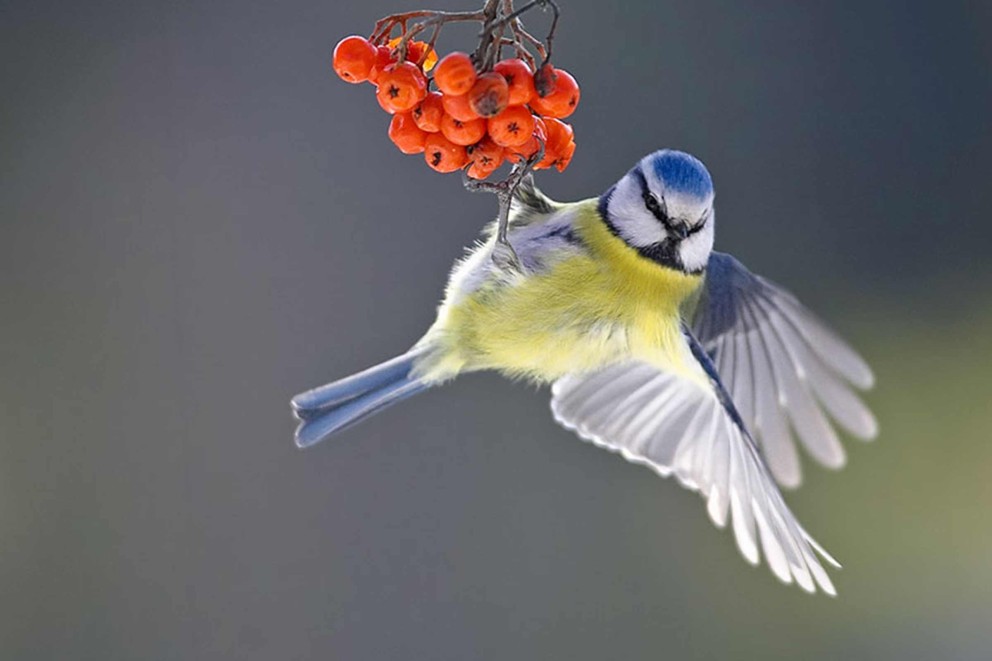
[{"x1": 419, "y1": 201, "x2": 704, "y2": 384}]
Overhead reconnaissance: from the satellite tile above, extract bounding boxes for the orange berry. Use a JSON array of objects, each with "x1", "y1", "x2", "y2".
[
  {"x1": 536, "y1": 118, "x2": 573, "y2": 170},
  {"x1": 493, "y1": 58, "x2": 536, "y2": 106},
  {"x1": 529, "y1": 68, "x2": 580, "y2": 118},
  {"x1": 466, "y1": 136, "x2": 505, "y2": 179},
  {"x1": 408, "y1": 42, "x2": 438, "y2": 71},
  {"x1": 554, "y1": 138, "x2": 576, "y2": 172},
  {"x1": 412, "y1": 91, "x2": 444, "y2": 133},
  {"x1": 468, "y1": 73, "x2": 510, "y2": 118},
  {"x1": 533, "y1": 63, "x2": 558, "y2": 97},
  {"x1": 440, "y1": 113, "x2": 487, "y2": 146},
  {"x1": 544, "y1": 117, "x2": 574, "y2": 151},
  {"x1": 424, "y1": 133, "x2": 468, "y2": 173},
  {"x1": 441, "y1": 93, "x2": 480, "y2": 122},
  {"x1": 375, "y1": 62, "x2": 427, "y2": 113},
  {"x1": 367, "y1": 45, "x2": 395, "y2": 84},
  {"x1": 506, "y1": 117, "x2": 547, "y2": 164},
  {"x1": 388, "y1": 112, "x2": 428, "y2": 154},
  {"x1": 386, "y1": 38, "x2": 438, "y2": 71},
  {"x1": 487, "y1": 105, "x2": 536, "y2": 148},
  {"x1": 467, "y1": 161, "x2": 498, "y2": 180},
  {"x1": 332, "y1": 36, "x2": 377, "y2": 84},
  {"x1": 434, "y1": 52, "x2": 477, "y2": 96}
]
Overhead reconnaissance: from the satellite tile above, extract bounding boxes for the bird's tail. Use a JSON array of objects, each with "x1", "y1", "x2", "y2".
[{"x1": 291, "y1": 348, "x2": 429, "y2": 448}]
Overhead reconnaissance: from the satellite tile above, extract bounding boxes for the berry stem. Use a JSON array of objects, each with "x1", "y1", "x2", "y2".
[{"x1": 462, "y1": 137, "x2": 546, "y2": 273}]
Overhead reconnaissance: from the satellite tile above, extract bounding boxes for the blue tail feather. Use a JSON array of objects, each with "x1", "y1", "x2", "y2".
[{"x1": 292, "y1": 350, "x2": 427, "y2": 448}]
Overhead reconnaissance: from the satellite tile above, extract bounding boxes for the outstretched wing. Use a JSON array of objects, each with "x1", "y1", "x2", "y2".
[
  {"x1": 550, "y1": 331, "x2": 840, "y2": 595},
  {"x1": 690, "y1": 252, "x2": 877, "y2": 488}
]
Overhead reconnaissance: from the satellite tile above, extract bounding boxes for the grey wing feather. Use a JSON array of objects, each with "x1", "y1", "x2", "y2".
[
  {"x1": 691, "y1": 252, "x2": 877, "y2": 488},
  {"x1": 509, "y1": 174, "x2": 561, "y2": 226},
  {"x1": 550, "y1": 333, "x2": 839, "y2": 595}
]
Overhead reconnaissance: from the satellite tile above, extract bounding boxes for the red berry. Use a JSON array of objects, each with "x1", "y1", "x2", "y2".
[
  {"x1": 434, "y1": 52, "x2": 477, "y2": 96},
  {"x1": 375, "y1": 62, "x2": 428, "y2": 114},
  {"x1": 530, "y1": 68, "x2": 580, "y2": 118},
  {"x1": 388, "y1": 112, "x2": 428, "y2": 154},
  {"x1": 333, "y1": 36, "x2": 377, "y2": 84},
  {"x1": 441, "y1": 93, "x2": 480, "y2": 122},
  {"x1": 468, "y1": 73, "x2": 510, "y2": 118},
  {"x1": 493, "y1": 58, "x2": 536, "y2": 106},
  {"x1": 412, "y1": 91, "x2": 444, "y2": 133},
  {"x1": 487, "y1": 105, "x2": 536, "y2": 148},
  {"x1": 424, "y1": 133, "x2": 468, "y2": 173},
  {"x1": 440, "y1": 113, "x2": 487, "y2": 146}
]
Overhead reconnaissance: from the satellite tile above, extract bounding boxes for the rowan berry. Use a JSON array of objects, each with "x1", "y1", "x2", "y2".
[
  {"x1": 506, "y1": 116, "x2": 547, "y2": 164},
  {"x1": 424, "y1": 133, "x2": 469, "y2": 173},
  {"x1": 487, "y1": 105, "x2": 536, "y2": 148},
  {"x1": 529, "y1": 68, "x2": 579, "y2": 118},
  {"x1": 375, "y1": 62, "x2": 428, "y2": 113},
  {"x1": 332, "y1": 36, "x2": 377, "y2": 84},
  {"x1": 468, "y1": 73, "x2": 510, "y2": 118},
  {"x1": 434, "y1": 52, "x2": 477, "y2": 96},
  {"x1": 441, "y1": 92, "x2": 480, "y2": 122},
  {"x1": 388, "y1": 112, "x2": 428, "y2": 154},
  {"x1": 412, "y1": 91, "x2": 444, "y2": 133},
  {"x1": 466, "y1": 136, "x2": 505, "y2": 179},
  {"x1": 493, "y1": 58, "x2": 535, "y2": 106},
  {"x1": 440, "y1": 113, "x2": 487, "y2": 146}
]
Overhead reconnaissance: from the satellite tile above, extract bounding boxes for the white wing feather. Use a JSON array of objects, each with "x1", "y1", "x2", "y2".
[
  {"x1": 692, "y1": 253, "x2": 877, "y2": 488},
  {"x1": 550, "y1": 360, "x2": 840, "y2": 595}
]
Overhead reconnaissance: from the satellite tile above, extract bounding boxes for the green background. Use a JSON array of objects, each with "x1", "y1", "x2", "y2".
[{"x1": 2, "y1": 0, "x2": 990, "y2": 658}]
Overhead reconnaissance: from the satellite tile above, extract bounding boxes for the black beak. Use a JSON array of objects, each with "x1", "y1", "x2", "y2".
[{"x1": 672, "y1": 224, "x2": 689, "y2": 240}]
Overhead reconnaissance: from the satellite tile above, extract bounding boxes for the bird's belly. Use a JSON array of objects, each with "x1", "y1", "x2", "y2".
[{"x1": 421, "y1": 256, "x2": 695, "y2": 383}]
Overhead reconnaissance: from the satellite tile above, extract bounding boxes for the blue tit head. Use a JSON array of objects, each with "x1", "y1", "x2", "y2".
[{"x1": 599, "y1": 149, "x2": 716, "y2": 273}]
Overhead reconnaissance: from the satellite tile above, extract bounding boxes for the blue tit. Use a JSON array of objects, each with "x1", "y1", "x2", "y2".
[{"x1": 292, "y1": 149, "x2": 877, "y2": 595}]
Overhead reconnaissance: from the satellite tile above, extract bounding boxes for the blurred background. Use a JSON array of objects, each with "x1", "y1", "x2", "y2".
[{"x1": 2, "y1": 0, "x2": 990, "y2": 658}]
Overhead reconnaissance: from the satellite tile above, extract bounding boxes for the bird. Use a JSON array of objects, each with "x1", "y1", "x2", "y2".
[{"x1": 291, "y1": 149, "x2": 877, "y2": 595}]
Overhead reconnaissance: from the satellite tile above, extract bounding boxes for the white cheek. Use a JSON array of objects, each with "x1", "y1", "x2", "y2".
[
  {"x1": 608, "y1": 177, "x2": 666, "y2": 247},
  {"x1": 677, "y1": 219, "x2": 714, "y2": 272}
]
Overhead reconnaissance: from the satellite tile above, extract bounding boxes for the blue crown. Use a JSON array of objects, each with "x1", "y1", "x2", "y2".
[{"x1": 646, "y1": 150, "x2": 713, "y2": 199}]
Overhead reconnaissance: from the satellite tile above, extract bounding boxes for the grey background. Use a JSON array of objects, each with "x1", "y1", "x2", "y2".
[{"x1": 2, "y1": 0, "x2": 991, "y2": 659}]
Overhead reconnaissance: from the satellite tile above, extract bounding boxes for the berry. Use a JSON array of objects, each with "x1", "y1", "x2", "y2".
[
  {"x1": 367, "y1": 45, "x2": 395, "y2": 84},
  {"x1": 487, "y1": 105, "x2": 536, "y2": 148},
  {"x1": 440, "y1": 113, "x2": 487, "y2": 146},
  {"x1": 529, "y1": 68, "x2": 580, "y2": 118},
  {"x1": 434, "y1": 52, "x2": 477, "y2": 96},
  {"x1": 441, "y1": 92, "x2": 480, "y2": 122},
  {"x1": 537, "y1": 118, "x2": 575, "y2": 171},
  {"x1": 387, "y1": 37, "x2": 438, "y2": 71},
  {"x1": 506, "y1": 116, "x2": 547, "y2": 164},
  {"x1": 409, "y1": 42, "x2": 438, "y2": 71},
  {"x1": 376, "y1": 62, "x2": 427, "y2": 113},
  {"x1": 333, "y1": 36, "x2": 377, "y2": 84},
  {"x1": 466, "y1": 137, "x2": 505, "y2": 179},
  {"x1": 424, "y1": 133, "x2": 468, "y2": 173},
  {"x1": 468, "y1": 73, "x2": 510, "y2": 118},
  {"x1": 533, "y1": 63, "x2": 558, "y2": 97},
  {"x1": 554, "y1": 138, "x2": 576, "y2": 172},
  {"x1": 412, "y1": 91, "x2": 444, "y2": 133},
  {"x1": 493, "y1": 58, "x2": 535, "y2": 106},
  {"x1": 388, "y1": 112, "x2": 428, "y2": 154}
]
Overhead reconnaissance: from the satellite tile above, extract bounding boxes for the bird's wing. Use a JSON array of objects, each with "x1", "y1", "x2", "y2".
[
  {"x1": 508, "y1": 174, "x2": 563, "y2": 226},
  {"x1": 689, "y1": 252, "x2": 877, "y2": 489},
  {"x1": 550, "y1": 330, "x2": 840, "y2": 594}
]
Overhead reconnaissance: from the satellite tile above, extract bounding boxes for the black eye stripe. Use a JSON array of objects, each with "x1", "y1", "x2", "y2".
[
  {"x1": 632, "y1": 166, "x2": 708, "y2": 236},
  {"x1": 633, "y1": 166, "x2": 676, "y2": 230}
]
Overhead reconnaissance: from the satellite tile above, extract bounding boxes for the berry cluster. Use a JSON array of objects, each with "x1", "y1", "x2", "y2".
[{"x1": 333, "y1": 35, "x2": 579, "y2": 180}]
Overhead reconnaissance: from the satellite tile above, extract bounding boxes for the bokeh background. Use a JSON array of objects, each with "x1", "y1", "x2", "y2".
[{"x1": 2, "y1": 0, "x2": 991, "y2": 658}]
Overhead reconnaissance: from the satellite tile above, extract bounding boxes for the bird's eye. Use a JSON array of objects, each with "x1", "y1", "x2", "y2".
[{"x1": 642, "y1": 192, "x2": 665, "y2": 220}]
